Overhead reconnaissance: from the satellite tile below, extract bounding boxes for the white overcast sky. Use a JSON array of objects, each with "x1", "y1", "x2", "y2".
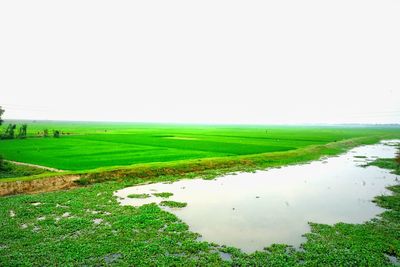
[{"x1": 0, "y1": 1, "x2": 399, "y2": 124}]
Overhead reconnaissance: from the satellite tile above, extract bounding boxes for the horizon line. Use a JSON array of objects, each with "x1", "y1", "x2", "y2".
[{"x1": 2, "y1": 118, "x2": 400, "y2": 127}]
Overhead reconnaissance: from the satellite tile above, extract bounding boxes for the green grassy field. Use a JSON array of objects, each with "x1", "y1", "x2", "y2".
[{"x1": 1, "y1": 121, "x2": 399, "y2": 172}]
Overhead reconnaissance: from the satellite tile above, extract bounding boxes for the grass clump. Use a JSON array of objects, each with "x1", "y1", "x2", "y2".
[
  {"x1": 367, "y1": 158, "x2": 400, "y2": 174},
  {"x1": 153, "y1": 192, "x2": 173, "y2": 198},
  {"x1": 127, "y1": 193, "x2": 150, "y2": 199},
  {"x1": 159, "y1": 200, "x2": 187, "y2": 208}
]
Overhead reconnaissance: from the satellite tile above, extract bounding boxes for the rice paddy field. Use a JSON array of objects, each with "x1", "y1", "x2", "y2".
[
  {"x1": 1, "y1": 121, "x2": 399, "y2": 171},
  {"x1": 1, "y1": 121, "x2": 400, "y2": 266}
]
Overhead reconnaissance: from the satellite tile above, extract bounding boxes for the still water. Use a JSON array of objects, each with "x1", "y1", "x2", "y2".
[{"x1": 115, "y1": 140, "x2": 399, "y2": 252}]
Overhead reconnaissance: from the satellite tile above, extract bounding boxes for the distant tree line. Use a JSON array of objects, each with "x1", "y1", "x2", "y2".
[
  {"x1": 1, "y1": 125, "x2": 64, "y2": 139},
  {"x1": 1, "y1": 124, "x2": 28, "y2": 139},
  {"x1": 0, "y1": 106, "x2": 64, "y2": 140}
]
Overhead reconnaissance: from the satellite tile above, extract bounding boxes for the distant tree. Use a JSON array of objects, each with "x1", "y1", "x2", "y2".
[
  {"x1": 396, "y1": 148, "x2": 400, "y2": 169},
  {"x1": 0, "y1": 106, "x2": 4, "y2": 126},
  {"x1": 1, "y1": 124, "x2": 16, "y2": 139},
  {"x1": 17, "y1": 124, "x2": 28, "y2": 139},
  {"x1": 8, "y1": 124, "x2": 16, "y2": 139},
  {"x1": 17, "y1": 126, "x2": 23, "y2": 138},
  {"x1": 53, "y1": 130, "x2": 60, "y2": 138},
  {"x1": 0, "y1": 107, "x2": 4, "y2": 168},
  {"x1": 43, "y1": 129, "x2": 49, "y2": 137}
]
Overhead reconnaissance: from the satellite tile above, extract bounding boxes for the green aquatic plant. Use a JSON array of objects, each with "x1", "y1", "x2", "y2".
[
  {"x1": 153, "y1": 192, "x2": 174, "y2": 198},
  {"x1": 127, "y1": 193, "x2": 150, "y2": 199},
  {"x1": 367, "y1": 158, "x2": 400, "y2": 174},
  {"x1": 159, "y1": 201, "x2": 187, "y2": 208}
]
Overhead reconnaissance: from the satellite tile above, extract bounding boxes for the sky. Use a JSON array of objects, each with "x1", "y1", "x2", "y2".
[{"x1": 0, "y1": 0, "x2": 399, "y2": 124}]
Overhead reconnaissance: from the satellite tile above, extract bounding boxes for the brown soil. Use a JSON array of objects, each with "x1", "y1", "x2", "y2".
[{"x1": 0, "y1": 175, "x2": 80, "y2": 196}]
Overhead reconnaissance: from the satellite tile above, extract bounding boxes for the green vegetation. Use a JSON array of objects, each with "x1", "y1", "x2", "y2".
[
  {"x1": 1, "y1": 121, "x2": 399, "y2": 172},
  {"x1": 153, "y1": 192, "x2": 174, "y2": 198},
  {"x1": 160, "y1": 201, "x2": 187, "y2": 208},
  {"x1": 127, "y1": 193, "x2": 150, "y2": 199},
  {"x1": 368, "y1": 158, "x2": 400, "y2": 172}
]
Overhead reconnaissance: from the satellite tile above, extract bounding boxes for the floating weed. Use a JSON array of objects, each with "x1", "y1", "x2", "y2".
[
  {"x1": 354, "y1": 155, "x2": 367, "y2": 158},
  {"x1": 160, "y1": 201, "x2": 187, "y2": 208},
  {"x1": 153, "y1": 192, "x2": 173, "y2": 198},
  {"x1": 127, "y1": 193, "x2": 150, "y2": 199},
  {"x1": 367, "y1": 158, "x2": 400, "y2": 173}
]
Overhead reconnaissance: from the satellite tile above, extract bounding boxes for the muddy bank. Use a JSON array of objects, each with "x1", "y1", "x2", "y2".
[{"x1": 0, "y1": 175, "x2": 80, "y2": 196}]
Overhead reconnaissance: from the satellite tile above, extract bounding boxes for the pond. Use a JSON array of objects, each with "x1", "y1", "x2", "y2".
[{"x1": 114, "y1": 140, "x2": 400, "y2": 253}]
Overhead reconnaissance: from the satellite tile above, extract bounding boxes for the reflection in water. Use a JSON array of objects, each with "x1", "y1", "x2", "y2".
[{"x1": 115, "y1": 140, "x2": 400, "y2": 253}]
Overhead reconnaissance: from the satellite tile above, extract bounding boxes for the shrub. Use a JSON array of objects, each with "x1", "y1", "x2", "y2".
[{"x1": 53, "y1": 130, "x2": 60, "y2": 138}]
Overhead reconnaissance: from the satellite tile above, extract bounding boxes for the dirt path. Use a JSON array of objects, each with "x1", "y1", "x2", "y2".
[{"x1": 4, "y1": 160, "x2": 65, "y2": 172}]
